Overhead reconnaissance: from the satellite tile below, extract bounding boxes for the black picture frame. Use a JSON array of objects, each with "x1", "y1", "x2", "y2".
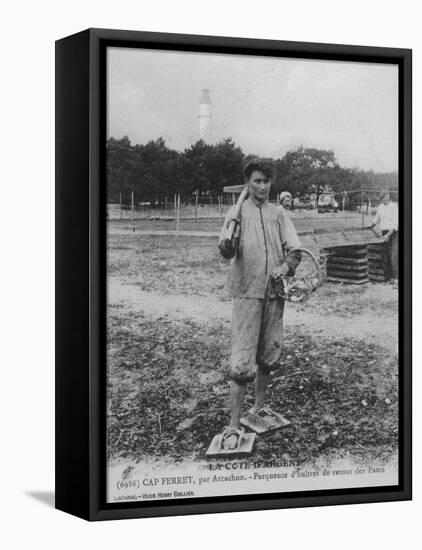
[{"x1": 55, "y1": 28, "x2": 412, "y2": 521}]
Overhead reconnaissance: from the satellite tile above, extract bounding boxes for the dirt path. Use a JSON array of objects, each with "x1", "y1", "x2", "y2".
[{"x1": 108, "y1": 280, "x2": 398, "y2": 352}]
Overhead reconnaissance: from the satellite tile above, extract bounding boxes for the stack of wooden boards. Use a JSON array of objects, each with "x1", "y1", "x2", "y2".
[
  {"x1": 367, "y1": 242, "x2": 390, "y2": 282},
  {"x1": 297, "y1": 227, "x2": 386, "y2": 285},
  {"x1": 322, "y1": 240, "x2": 390, "y2": 285},
  {"x1": 324, "y1": 244, "x2": 369, "y2": 284}
]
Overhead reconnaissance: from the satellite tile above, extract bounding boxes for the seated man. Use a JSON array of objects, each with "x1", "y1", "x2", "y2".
[{"x1": 210, "y1": 158, "x2": 301, "y2": 453}]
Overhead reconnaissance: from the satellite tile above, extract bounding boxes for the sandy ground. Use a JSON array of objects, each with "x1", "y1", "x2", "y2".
[{"x1": 108, "y1": 280, "x2": 398, "y2": 353}]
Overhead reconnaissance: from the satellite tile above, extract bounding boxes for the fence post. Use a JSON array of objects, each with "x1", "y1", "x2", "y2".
[
  {"x1": 131, "y1": 190, "x2": 135, "y2": 230},
  {"x1": 176, "y1": 193, "x2": 181, "y2": 234}
]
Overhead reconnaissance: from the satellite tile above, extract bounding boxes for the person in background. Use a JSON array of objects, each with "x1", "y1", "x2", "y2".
[
  {"x1": 279, "y1": 191, "x2": 292, "y2": 210},
  {"x1": 369, "y1": 190, "x2": 398, "y2": 281}
]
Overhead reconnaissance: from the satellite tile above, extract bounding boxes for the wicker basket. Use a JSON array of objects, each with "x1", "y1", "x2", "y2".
[{"x1": 270, "y1": 247, "x2": 324, "y2": 303}]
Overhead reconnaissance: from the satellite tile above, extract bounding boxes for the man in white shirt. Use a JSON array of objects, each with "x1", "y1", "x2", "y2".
[{"x1": 370, "y1": 190, "x2": 398, "y2": 281}]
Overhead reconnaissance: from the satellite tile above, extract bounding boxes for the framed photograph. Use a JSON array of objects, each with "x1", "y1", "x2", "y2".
[{"x1": 55, "y1": 28, "x2": 412, "y2": 521}]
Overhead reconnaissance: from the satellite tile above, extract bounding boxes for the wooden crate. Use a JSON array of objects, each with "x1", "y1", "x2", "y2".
[{"x1": 368, "y1": 242, "x2": 389, "y2": 281}]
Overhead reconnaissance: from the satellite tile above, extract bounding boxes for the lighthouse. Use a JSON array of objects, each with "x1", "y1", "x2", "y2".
[{"x1": 199, "y1": 89, "x2": 212, "y2": 143}]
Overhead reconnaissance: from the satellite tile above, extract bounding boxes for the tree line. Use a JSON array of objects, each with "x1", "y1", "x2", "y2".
[{"x1": 107, "y1": 136, "x2": 398, "y2": 208}]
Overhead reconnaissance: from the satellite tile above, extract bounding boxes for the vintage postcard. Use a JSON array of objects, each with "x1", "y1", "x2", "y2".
[{"x1": 105, "y1": 47, "x2": 399, "y2": 503}]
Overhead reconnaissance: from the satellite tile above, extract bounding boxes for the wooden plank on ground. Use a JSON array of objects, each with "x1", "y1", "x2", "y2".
[
  {"x1": 327, "y1": 269, "x2": 368, "y2": 279},
  {"x1": 327, "y1": 277, "x2": 369, "y2": 285},
  {"x1": 368, "y1": 244, "x2": 387, "y2": 252},
  {"x1": 369, "y1": 274, "x2": 388, "y2": 282},
  {"x1": 368, "y1": 259, "x2": 386, "y2": 266},
  {"x1": 326, "y1": 256, "x2": 368, "y2": 265},
  {"x1": 327, "y1": 263, "x2": 368, "y2": 273},
  {"x1": 369, "y1": 265, "x2": 387, "y2": 272},
  {"x1": 325, "y1": 249, "x2": 367, "y2": 259},
  {"x1": 369, "y1": 267, "x2": 387, "y2": 276}
]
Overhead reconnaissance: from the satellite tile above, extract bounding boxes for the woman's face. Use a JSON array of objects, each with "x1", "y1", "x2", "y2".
[
  {"x1": 282, "y1": 196, "x2": 292, "y2": 208},
  {"x1": 248, "y1": 170, "x2": 271, "y2": 203}
]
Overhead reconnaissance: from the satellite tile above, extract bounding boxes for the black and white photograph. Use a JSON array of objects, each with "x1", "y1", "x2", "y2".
[
  {"x1": 3, "y1": 0, "x2": 421, "y2": 541},
  {"x1": 105, "y1": 46, "x2": 400, "y2": 503}
]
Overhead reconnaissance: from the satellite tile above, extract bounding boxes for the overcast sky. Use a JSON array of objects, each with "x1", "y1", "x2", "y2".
[{"x1": 107, "y1": 47, "x2": 398, "y2": 172}]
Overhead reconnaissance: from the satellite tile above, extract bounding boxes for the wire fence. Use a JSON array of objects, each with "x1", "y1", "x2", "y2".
[{"x1": 107, "y1": 202, "x2": 382, "y2": 237}]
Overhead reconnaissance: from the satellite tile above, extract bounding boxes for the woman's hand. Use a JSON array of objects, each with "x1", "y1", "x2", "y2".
[
  {"x1": 218, "y1": 239, "x2": 236, "y2": 259},
  {"x1": 271, "y1": 262, "x2": 290, "y2": 282}
]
